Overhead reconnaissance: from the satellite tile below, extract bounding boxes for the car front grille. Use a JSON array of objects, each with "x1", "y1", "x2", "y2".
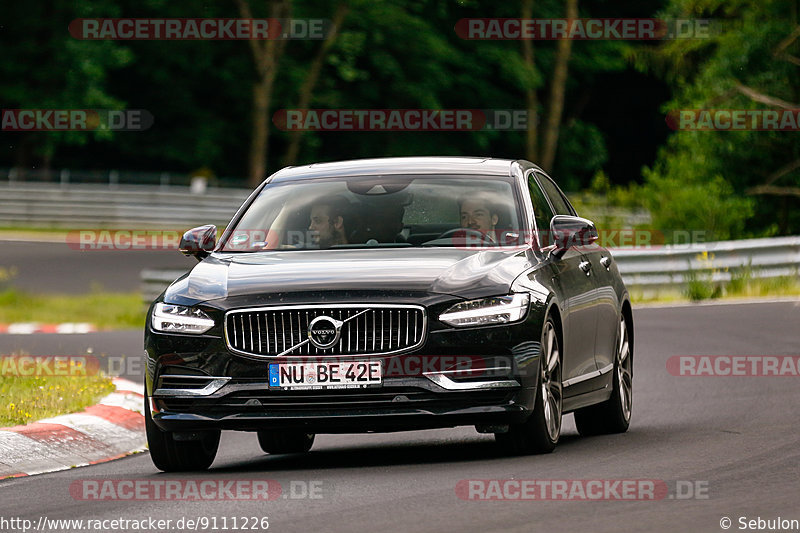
[{"x1": 225, "y1": 305, "x2": 426, "y2": 357}]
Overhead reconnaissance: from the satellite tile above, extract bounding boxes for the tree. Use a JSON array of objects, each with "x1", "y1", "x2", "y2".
[
  {"x1": 236, "y1": 0, "x2": 291, "y2": 187},
  {"x1": 637, "y1": 0, "x2": 800, "y2": 238},
  {"x1": 0, "y1": 1, "x2": 132, "y2": 174},
  {"x1": 283, "y1": 1, "x2": 349, "y2": 166}
]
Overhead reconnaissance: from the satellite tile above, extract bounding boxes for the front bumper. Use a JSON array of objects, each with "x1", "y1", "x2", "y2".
[
  {"x1": 145, "y1": 292, "x2": 546, "y2": 434},
  {"x1": 150, "y1": 376, "x2": 533, "y2": 433}
]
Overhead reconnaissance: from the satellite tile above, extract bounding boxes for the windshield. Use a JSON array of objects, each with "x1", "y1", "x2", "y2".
[{"x1": 221, "y1": 175, "x2": 526, "y2": 252}]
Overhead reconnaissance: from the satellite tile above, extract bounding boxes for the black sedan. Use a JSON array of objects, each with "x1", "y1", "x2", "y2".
[{"x1": 144, "y1": 156, "x2": 634, "y2": 471}]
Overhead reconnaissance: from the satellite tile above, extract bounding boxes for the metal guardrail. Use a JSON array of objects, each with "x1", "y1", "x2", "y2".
[
  {"x1": 0, "y1": 182, "x2": 250, "y2": 228},
  {"x1": 139, "y1": 236, "x2": 800, "y2": 302},
  {"x1": 2, "y1": 167, "x2": 246, "y2": 188},
  {"x1": 610, "y1": 236, "x2": 800, "y2": 297}
]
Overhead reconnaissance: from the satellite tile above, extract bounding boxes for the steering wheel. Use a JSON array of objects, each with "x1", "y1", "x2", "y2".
[{"x1": 436, "y1": 227, "x2": 495, "y2": 245}]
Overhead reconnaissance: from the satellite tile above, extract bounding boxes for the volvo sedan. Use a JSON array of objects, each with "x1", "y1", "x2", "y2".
[{"x1": 144, "y1": 157, "x2": 634, "y2": 471}]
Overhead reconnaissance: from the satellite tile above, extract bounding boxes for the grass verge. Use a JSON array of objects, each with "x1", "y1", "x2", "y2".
[
  {"x1": 0, "y1": 371, "x2": 115, "y2": 427},
  {"x1": 0, "y1": 289, "x2": 146, "y2": 329},
  {"x1": 631, "y1": 274, "x2": 800, "y2": 304}
]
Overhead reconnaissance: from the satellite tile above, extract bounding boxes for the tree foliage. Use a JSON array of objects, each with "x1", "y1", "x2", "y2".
[{"x1": 638, "y1": 0, "x2": 800, "y2": 238}]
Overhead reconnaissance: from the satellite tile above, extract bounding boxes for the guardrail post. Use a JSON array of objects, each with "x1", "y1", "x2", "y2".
[
  {"x1": 160, "y1": 172, "x2": 170, "y2": 189},
  {"x1": 60, "y1": 169, "x2": 70, "y2": 188},
  {"x1": 109, "y1": 170, "x2": 119, "y2": 188}
]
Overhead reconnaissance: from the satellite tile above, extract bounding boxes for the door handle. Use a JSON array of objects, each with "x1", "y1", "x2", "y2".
[
  {"x1": 579, "y1": 260, "x2": 592, "y2": 275},
  {"x1": 600, "y1": 256, "x2": 611, "y2": 270}
]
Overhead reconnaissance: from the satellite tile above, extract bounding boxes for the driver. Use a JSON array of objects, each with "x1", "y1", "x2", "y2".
[
  {"x1": 308, "y1": 196, "x2": 350, "y2": 248},
  {"x1": 458, "y1": 194, "x2": 500, "y2": 243}
]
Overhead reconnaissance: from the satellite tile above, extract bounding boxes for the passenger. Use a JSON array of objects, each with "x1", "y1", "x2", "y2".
[{"x1": 308, "y1": 196, "x2": 350, "y2": 248}]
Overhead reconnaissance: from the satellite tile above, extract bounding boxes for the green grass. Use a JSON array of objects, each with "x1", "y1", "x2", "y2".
[
  {"x1": 0, "y1": 372, "x2": 115, "y2": 427},
  {"x1": 630, "y1": 274, "x2": 800, "y2": 304},
  {"x1": 0, "y1": 289, "x2": 146, "y2": 329},
  {"x1": 724, "y1": 273, "x2": 800, "y2": 299}
]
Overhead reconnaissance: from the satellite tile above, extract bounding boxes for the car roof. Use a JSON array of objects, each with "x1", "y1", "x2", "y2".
[{"x1": 267, "y1": 156, "x2": 530, "y2": 183}]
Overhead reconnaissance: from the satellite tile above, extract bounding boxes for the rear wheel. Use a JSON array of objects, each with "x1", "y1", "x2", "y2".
[
  {"x1": 145, "y1": 396, "x2": 220, "y2": 472},
  {"x1": 574, "y1": 315, "x2": 632, "y2": 436},
  {"x1": 257, "y1": 431, "x2": 315, "y2": 454},
  {"x1": 496, "y1": 317, "x2": 562, "y2": 455}
]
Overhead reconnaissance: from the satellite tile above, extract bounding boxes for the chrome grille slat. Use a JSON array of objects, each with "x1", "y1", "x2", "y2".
[
  {"x1": 257, "y1": 313, "x2": 262, "y2": 353},
  {"x1": 227, "y1": 305, "x2": 425, "y2": 358},
  {"x1": 281, "y1": 314, "x2": 286, "y2": 353},
  {"x1": 406, "y1": 310, "x2": 410, "y2": 345},
  {"x1": 272, "y1": 313, "x2": 278, "y2": 353},
  {"x1": 289, "y1": 312, "x2": 295, "y2": 347},
  {"x1": 248, "y1": 314, "x2": 254, "y2": 352}
]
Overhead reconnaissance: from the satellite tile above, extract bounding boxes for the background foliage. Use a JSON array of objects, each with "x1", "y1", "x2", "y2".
[{"x1": 1, "y1": 0, "x2": 798, "y2": 239}]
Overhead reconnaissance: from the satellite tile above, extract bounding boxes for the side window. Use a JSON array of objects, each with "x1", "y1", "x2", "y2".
[
  {"x1": 527, "y1": 172, "x2": 555, "y2": 247},
  {"x1": 535, "y1": 171, "x2": 573, "y2": 216}
]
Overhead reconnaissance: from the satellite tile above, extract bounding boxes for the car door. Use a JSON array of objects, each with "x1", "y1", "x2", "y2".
[
  {"x1": 528, "y1": 171, "x2": 599, "y2": 388},
  {"x1": 535, "y1": 171, "x2": 618, "y2": 380},
  {"x1": 584, "y1": 242, "x2": 620, "y2": 374}
]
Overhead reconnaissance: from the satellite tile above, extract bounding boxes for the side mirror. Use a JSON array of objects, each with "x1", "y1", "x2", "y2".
[
  {"x1": 549, "y1": 215, "x2": 598, "y2": 259},
  {"x1": 179, "y1": 225, "x2": 217, "y2": 260}
]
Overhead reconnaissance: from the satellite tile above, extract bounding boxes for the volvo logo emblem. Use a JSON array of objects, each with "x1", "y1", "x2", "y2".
[{"x1": 307, "y1": 315, "x2": 343, "y2": 349}]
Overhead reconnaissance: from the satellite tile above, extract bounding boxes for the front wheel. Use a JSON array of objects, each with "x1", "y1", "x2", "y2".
[
  {"x1": 496, "y1": 317, "x2": 562, "y2": 455},
  {"x1": 574, "y1": 315, "x2": 632, "y2": 436},
  {"x1": 145, "y1": 396, "x2": 220, "y2": 472},
  {"x1": 257, "y1": 431, "x2": 315, "y2": 454}
]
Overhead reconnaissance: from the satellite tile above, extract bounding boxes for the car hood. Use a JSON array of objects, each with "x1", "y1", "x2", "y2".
[{"x1": 164, "y1": 248, "x2": 533, "y2": 305}]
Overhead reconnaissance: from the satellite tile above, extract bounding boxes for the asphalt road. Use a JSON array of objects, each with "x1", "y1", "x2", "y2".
[
  {"x1": 1, "y1": 300, "x2": 799, "y2": 533},
  {"x1": 2, "y1": 241, "x2": 189, "y2": 293}
]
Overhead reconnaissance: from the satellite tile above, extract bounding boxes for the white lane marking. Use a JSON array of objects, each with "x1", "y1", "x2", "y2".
[
  {"x1": 0, "y1": 323, "x2": 97, "y2": 334},
  {"x1": 634, "y1": 297, "x2": 800, "y2": 310},
  {"x1": 35, "y1": 414, "x2": 145, "y2": 455},
  {"x1": 111, "y1": 378, "x2": 144, "y2": 396},
  {"x1": 0, "y1": 430, "x2": 76, "y2": 476},
  {"x1": 100, "y1": 392, "x2": 145, "y2": 415}
]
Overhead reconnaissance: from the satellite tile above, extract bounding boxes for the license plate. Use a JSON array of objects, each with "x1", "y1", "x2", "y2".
[{"x1": 268, "y1": 360, "x2": 382, "y2": 389}]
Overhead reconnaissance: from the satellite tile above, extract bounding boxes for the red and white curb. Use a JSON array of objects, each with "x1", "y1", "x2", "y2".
[
  {"x1": 0, "y1": 323, "x2": 98, "y2": 335},
  {"x1": 0, "y1": 378, "x2": 145, "y2": 478}
]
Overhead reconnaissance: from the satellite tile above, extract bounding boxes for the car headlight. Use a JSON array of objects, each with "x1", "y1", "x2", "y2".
[
  {"x1": 439, "y1": 293, "x2": 530, "y2": 327},
  {"x1": 151, "y1": 302, "x2": 215, "y2": 334}
]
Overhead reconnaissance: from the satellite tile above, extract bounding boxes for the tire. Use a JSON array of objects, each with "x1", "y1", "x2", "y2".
[
  {"x1": 257, "y1": 431, "x2": 315, "y2": 454},
  {"x1": 496, "y1": 317, "x2": 562, "y2": 455},
  {"x1": 574, "y1": 315, "x2": 633, "y2": 436},
  {"x1": 145, "y1": 396, "x2": 220, "y2": 472}
]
